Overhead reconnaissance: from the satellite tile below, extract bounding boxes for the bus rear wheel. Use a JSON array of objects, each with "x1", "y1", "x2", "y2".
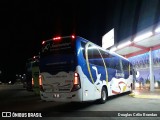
[{"x1": 99, "y1": 87, "x2": 107, "y2": 104}]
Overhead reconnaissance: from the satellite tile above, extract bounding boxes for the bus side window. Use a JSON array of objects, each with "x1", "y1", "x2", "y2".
[
  {"x1": 88, "y1": 45, "x2": 104, "y2": 66},
  {"x1": 115, "y1": 58, "x2": 121, "y2": 71},
  {"x1": 81, "y1": 41, "x2": 86, "y2": 59},
  {"x1": 101, "y1": 50, "x2": 115, "y2": 69},
  {"x1": 130, "y1": 64, "x2": 133, "y2": 75}
]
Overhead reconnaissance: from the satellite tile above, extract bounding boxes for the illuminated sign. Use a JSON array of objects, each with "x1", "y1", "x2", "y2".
[{"x1": 102, "y1": 28, "x2": 114, "y2": 49}]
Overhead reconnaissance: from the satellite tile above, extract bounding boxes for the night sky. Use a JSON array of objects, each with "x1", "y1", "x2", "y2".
[{"x1": 1, "y1": 0, "x2": 155, "y2": 82}]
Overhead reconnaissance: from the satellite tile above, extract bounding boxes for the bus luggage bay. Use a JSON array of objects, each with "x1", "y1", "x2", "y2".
[{"x1": 39, "y1": 35, "x2": 133, "y2": 103}]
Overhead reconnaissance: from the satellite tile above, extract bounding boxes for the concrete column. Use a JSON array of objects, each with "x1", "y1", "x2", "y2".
[{"x1": 149, "y1": 48, "x2": 154, "y2": 91}]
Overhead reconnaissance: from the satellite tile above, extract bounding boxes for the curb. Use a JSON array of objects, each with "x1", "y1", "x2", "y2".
[{"x1": 129, "y1": 92, "x2": 160, "y2": 99}]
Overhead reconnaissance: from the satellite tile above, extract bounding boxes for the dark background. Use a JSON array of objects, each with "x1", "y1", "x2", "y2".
[{"x1": 0, "y1": 0, "x2": 160, "y2": 82}]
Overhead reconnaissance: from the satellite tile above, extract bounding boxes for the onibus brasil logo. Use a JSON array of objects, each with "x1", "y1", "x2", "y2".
[{"x1": 2, "y1": 112, "x2": 42, "y2": 118}]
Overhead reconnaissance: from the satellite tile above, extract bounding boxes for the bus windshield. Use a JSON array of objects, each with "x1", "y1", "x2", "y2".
[
  {"x1": 40, "y1": 37, "x2": 76, "y2": 74},
  {"x1": 41, "y1": 37, "x2": 75, "y2": 57}
]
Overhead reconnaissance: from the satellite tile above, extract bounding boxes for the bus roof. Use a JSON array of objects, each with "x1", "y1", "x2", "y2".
[{"x1": 41, "y1": 35, "x2": 129, "y2": 62}]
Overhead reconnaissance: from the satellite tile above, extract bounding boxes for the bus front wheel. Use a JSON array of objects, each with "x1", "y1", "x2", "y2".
[{"x1": 99, "y1": 87, "x2": 107, "y2": 104}]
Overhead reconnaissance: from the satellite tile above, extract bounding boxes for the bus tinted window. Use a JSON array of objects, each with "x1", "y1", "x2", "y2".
[
  {"x1": 88, "y1": 44, "x2": 104, "y2": 66},
  {"x1": 41, "y1": 38, "x2": 75, "y2": 57},
  {"x1": 122, "y1": 60, "x2": 129, "y2": 71},
  {"x1": 100, "y1": 50, "x2": 115, "y2": 69},
  {"x1": 80, "y1": 41, "x2": 129, "y2": 71},
  {"x1": 81, "y1": 41, "x2": 86, "y2": 59}
]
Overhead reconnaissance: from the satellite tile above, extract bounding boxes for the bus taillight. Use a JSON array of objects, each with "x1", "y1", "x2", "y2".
[
  {"x1": 53, "y1": 36, "x2": 61, "y2": 40},
  {"x1": 42, "y1": 41, "x2": 45, "y2": 45},
  {"x1": 39, "y1": 75, "x2": 44, "y2": 92},
  {"x1": 32, "y1": 77, "x2": 34, "y2": 87},
  {"x1": 74, "y1": 73, "x2": 79, "y2": 84},
  {"x1": 71, "y1": 72, "x2": 81, "y2": 92},
  {"x1": 71, "y1": 35, "x2": 75, "y2": 39}
]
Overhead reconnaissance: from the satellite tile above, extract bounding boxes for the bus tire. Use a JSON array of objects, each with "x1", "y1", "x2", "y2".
[{"x1": 99, "y1": 87, "x2": 107, "y2": 104}]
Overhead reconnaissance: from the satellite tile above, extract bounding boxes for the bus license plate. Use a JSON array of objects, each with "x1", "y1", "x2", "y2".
[{"x1": 53, "y1": 93, "x2": 61, "y2": 98}]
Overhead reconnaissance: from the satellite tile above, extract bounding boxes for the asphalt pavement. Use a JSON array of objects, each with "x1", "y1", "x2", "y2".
[{"x1": 0, "y1": 83, "x2": 160, "y2": 120}]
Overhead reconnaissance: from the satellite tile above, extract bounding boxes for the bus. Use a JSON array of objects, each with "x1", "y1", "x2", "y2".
[
  {"x1": 39, "y1": 35, "x2": 133, "y2": 103},
  {"x1": 31, "y1": 55, "x2": 40, "y2": 95},
  {"x1": 25, "y1": 56, "x2": 40, "y2": 94},
  {"x1": 25, "y1": 58, "x2": 33, "y2": 91}
]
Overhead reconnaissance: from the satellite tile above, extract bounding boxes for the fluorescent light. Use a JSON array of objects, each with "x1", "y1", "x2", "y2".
[
  {"x1": 155, "y1": 27, "x2": 160, "y2": 33},
  {"x1": 110, "y1": 47, "x2": 117, "y2": 52},
  {"x1": 117, "y1": 41, "x2": 131, "y2": 49},
  {"x1": 134, "y1": 32, "x2": 153, "y2": 42}
]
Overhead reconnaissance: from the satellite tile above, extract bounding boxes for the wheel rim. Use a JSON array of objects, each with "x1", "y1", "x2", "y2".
[{"x1": 102, "y1": 90, "x2": 106, "y2": 101}]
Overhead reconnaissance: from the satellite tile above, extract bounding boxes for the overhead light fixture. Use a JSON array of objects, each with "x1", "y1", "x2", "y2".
[
  {"x1": 110, "y1": 47, "x2": 117, "y2": 52},
  {"x1": 117, "y1": 41, "x2": 131, "y2": 49},
  {"x1": 155, "y1": 27, "x2": 160, "y2": 33},
  {"x1": 134, "y1": 32, "x2": 153, "y2": 42}
]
